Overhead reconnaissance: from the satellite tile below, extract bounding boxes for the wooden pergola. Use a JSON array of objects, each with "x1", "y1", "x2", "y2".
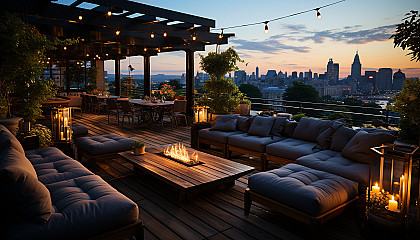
[{"x1": 2, "y1": 0, "x2": 233, "y2": 116}]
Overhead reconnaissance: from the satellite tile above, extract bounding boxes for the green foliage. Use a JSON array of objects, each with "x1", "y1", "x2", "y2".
[
  {"x1": 284, "y1": 81, "x2": 321, "y2": 102},
  {"x1": 199, "y1": 47, "x2": 244, "y2": 79},
  {"x1": 131, "y1": 141, "x2": 145, "y2": 148},
  {"x1": 292, "y1": 113, "x2": 307, "y2": 122},
  {"x1": 327, "y1": 112, "x2": 350, "y2": 121},
  {"x1": 68, "y1": 62, "x2": 85, "y2": 89},
  {"x1": 29, "y1": 124, "x2": 52, "y2": 148},
  {"x1": 397, "y1": 117, "x2": 419, "y2": 145},
  {"x1": 239, "y1": 84, "x2": 262, "y2": 98},
  {"x1": 391, "y1": 10, "x2": 420, "y2": 62}
]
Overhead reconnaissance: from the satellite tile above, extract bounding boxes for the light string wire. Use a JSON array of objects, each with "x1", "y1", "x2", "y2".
[{"x1": 212, "y1": 0, "x2": 346, "y2": 31}]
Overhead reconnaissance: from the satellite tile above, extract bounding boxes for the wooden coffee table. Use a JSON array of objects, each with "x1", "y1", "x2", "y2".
[{"x1": 119, "y1": 147, "x2": 255, "y2": 201}]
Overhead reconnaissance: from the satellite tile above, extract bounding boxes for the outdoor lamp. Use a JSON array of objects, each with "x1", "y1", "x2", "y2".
[
  {"x1": 316, "y1": 9, "x2": 322, "y2": 19},
  {"x1": 51, "y1": 107, "x2": 72, "y2": 142},
  {"x1": 264, "y1": 22, "x2": 269, "y2": 34},
  {"x1": 194, "y1": 106, "x2": 210, "y2": 123}
]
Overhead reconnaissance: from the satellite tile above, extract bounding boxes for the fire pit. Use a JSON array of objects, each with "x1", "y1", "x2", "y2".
[{"x1": 160, "y1": 143, "x2": 203, "y2": 167}]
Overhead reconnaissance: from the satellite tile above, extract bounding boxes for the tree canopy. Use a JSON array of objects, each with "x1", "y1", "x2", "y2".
[
  {"x1": 239, "y1": 84, "x2": 262, "y2": 98},
  {"x1": 283, "y1": 81, "x2": 321, "y2": 102},
  {"x1": 199, "y1": 47, "x2": 244, "y2": 79},
  {"x1": 391, "y1": 10, "x2": 420, "y2": 62}
]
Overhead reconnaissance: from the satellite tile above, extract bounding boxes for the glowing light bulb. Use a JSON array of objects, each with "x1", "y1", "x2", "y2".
[
  {"x1": 63, "y1": 46, "x2": 67, "y2": 50},
  {"x1": 107, "y1": 10, "x2": 112, "y2": 17},
  {"x1": 264, "y1": 23, "x2": 269, "y2": 34},
  {"x1": 317, "y1": 10, "x2": 322, "y2": 19},
  {"x1": 163, "y1": 32, "x2": 167, "y2": 37},
  {"x1": 151, "y1": 33, "x2": 154, "y2": 38},
  {"x1": 79, "y1": 15, "x2": 82, "y2": 20},
  {"x1": 115, "y1": 30, "x2": 120, "y2": 35},
  {"x1": 192, "y1": 36, "x2": 196, "y2": 41}
]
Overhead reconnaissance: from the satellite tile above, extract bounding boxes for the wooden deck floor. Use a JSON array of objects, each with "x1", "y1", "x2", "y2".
[{"x1": 73, "y1": 113, "x2": 367, "y2": 240}]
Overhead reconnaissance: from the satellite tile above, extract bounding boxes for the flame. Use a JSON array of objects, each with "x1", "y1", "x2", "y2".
[{"x1": 164, "y1": 143, "x2": 199, "y2": 164}]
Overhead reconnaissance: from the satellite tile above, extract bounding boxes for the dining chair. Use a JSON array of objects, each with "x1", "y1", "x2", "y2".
[
  {"x1": 68, "y1": 96, "x2": 83, "y2": 117},
  {"x1": 90, "y1": 96, "x2": 107, "y2": 114},
  {"x1": 119, "y1": 100, "x2": 135, "y2": 129},
  {"x1": 172, "y1": 100, "x2": 188, "y2": 127},
  {"x1": 106, "y1": 98, "x2": 120, "y2": 125}
]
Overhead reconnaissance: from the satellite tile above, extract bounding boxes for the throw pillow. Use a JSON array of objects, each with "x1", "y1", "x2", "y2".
[
  {"x1": 315, "y1": 122, "x2": 345, "y2": 150},
  {"x1": 330, "y1": 126, "x2": 357, "y2": 152},
  {"x1": 210, "y1": 114, "x2": 239, "y2": 132},
  {"x1": 0, "y1": 128, "x2": 25, "y2": 154},
  {"x1": 293, "y1": 117, "x2": 332, "y2": 142},
  {"x1": 269, "y1": 117, "x2": 288, "y2": 136},
  {"x1": 239, "y1": 116, "x2": 255, "y2": 133},
  {"x1": 236, "y1": 116, "x2": 248, "y2": 131},
  {"x1": 341, "y1": 131, "x2": 396, "y2": 164},
  {"x1": 282, "y1": 120, "x2": 298, "y2": 137},
  {"x1": 247, "y1": 116, "x2": 275, "y2": 137}
]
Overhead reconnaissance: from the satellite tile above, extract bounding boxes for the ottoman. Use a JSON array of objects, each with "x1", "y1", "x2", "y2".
[
  {"x1": 71, "y1": 123, "x2": 89, "y2": 139},
  {"x1": 75, "y1": 134, "x2": 136, "y2": 167},
  {"x1": 245, "y1": 164, "x2": 359, "y2": 229}
]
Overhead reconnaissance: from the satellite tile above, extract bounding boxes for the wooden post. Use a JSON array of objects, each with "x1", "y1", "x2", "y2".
[
  {"x1": 115, "y1": 56, "x2": 121, "y2": 96},
  {"x1": 65, "y1": 58, "x2": 70, "y2": 94},
  {"x1": 186, "y1": 50, "x2": 194, "y2": 116},
  {"x1": 144, "y1": 55, "x2": 151, "y2": 97}
]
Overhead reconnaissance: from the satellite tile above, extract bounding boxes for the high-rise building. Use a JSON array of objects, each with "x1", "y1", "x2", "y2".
[
  {"x1": 377, "y1": 68, "x2": 393, "y2": 91},
  {"x1": 256, "y1": 67, "x2": 259, "y2": 79},
  {"x1": 327, "y1": 58, "x2": 339, "y2": 84},
  {"x1": 364, "y1": 70, "x2": 376, "y2": 91},
  {"x1": 266, "y1": 70, "x2": 277, "y2": 80},
  {"x1": 314, "y1": 73, "x2": 318, "y2": 79},
  {"x1": 351, "y1": 51, "x2": 362, "y2": 80},
  {"x1": 333, "y1": 63, "x2": 339, "y2": 83},
  {"x1": 299, "y1": 72, "x2": 303, "y2": 79},
  {"x1": 234, "y1": 70, "x2": 246, "y2": 85},
  {"x1": 292, "y1": 71, "x2": 298, "y2": 79},
  {"x1": 393, "y1": 69, "x2": 406, "y2": 91}
]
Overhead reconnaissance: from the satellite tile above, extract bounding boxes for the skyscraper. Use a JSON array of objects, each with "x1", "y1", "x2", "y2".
[
  {"x1": 292, "y1": 71, "x2": 298, "y2": 79},
  {"x1": 377, "y1": 68, "x2": 393, "y2": 91},
  {"x1": 327, "y1": 58, "x2": 339, "y2": 84},
  {"x1": 256, "y1": 67, "x2": 259, "y2": 79},
  {"x1": 299, "y1": 72, "x2": 303, "y2": 79},
  {"x1": 351, "y1": 51, "x2": 362, "y2": 80},
  {"x1": 333, "y1": 63, "x2": 339, "y2": 83},
  {"x1": 393, "y1": 69, "x2": 406, "y2": 91}
]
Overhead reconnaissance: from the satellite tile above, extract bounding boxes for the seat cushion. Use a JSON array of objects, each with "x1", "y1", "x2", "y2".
[
  {"x1": 0, "y1": 124, "x2": 25, "y2": 154},
  {"x1": 71, "y1": 124, "x2": 89, "y2": 136},
  {"x1": 199, "y1": 128, "x2": 242, "y2": 144},
  {"x1": 26, "y1": 147, "x2": 94, "y2": 184},
  {"x1": 75, "y1": 134, "x2": 136, "y2": 155},
  {"x1": 266, "y1": 138, "x2": 319, "y2": 161},
  {"x1": 0, "y1": 147, "x2": 53, "y2": 224},
  {"x1": 210, "y1": 114, "x2": 239, "y2": 132},
  {"x1": 228, "y1": 133, "x2": 285, "y2": 153},
  {"x1": 296, "y1": 150, "x2": 369, "y2": 189},
  {"x1": 247, "y1": 116, "x2": 275, "y2": 137},
  {"x1": 341, "y1": 131, "x2": 396, "y2": 164},
  {"x1": 293, "y1": 118, "x2": 332, "y2": 142},
  {"x1": 248, "y1": 163, "x2": 358, "y2": 216},
  {"x1": 5, "y1": 175, "x2": 139, "y2": 240}
]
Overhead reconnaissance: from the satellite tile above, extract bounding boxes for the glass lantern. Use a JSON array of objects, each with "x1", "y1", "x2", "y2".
[
  {"x1": 368, "y1": 144, "x2": 419, "y2": 232},
  {"x1": 51, "y1": 107, "x2": 72, "y2": 142},
  {"x1": 194, "y1": 106, "x2": 210, "y2": 123}
]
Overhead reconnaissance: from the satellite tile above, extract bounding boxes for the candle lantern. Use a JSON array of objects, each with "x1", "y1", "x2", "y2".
[
  {"x1": 51, "y1": 107, "x2": 72, "y2": 142},
  {"x1": 194, "y1": 106, "x2": 210, "y2": 123},
  {"x1": 367, "y1": 144, "x2": 419, "y2": 233}
]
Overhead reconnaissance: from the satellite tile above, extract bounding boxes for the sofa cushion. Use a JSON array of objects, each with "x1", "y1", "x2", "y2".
[
  {"x1": 247, "y1": 116, "x2": 275, "y2": 137},
  {"x1": 228, "y1": 133, "x2": 285, "y2": 153},
  {"x1": 248, "y1": 164, "x2": 358, "y2": 216},
  {"x1": 210, "y1": 114, "x2": 239, "y2": 132},
  {"x1": 26, "y1": 147, "x2": 94, "y2": 184},
  {"x1": 5, "y1": 175, "x2": 139, "y2": 240},
  {"x1": 0, "y1": 124, "x2": 25, "y2": 154},
  {"x1": 266, "y1": 138, "x2": 319, "y2": 161},
  {"x1": 269, "y1": 117, "x2": 288, "y2": 137},
  {"x1": 0, "y1": 147, "x2": 53, "y2": 224},
  {"x1": 330, "y1": 126, "x2": 357, "y2": 152},
  {"x1": 282, "y1": 120, "x2": 298, "y2": 137},
  {"x1": 199, "y1": 128, "x2": 242, "y2": 144},
  {"x1": 296, "y1": 150, "x2": 369, "y2": 189},
  {"x1": 293, "y1": 118, "x2": 332, "y2": 142},
  {"x1": 238, "y1": 116, "x2": 255, "y2": 133},
  {"x1": 75, "y1": 134, "x2": 136, "y2": 155},
  {"x1": 341, "y1": 131, "x2": 396, "y2": 164}
]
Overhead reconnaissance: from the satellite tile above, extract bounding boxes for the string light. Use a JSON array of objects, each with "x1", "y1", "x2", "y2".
[
  {"x1": 264, "y1": 22, "x2": 269, "y2": 34},
  {"x1": 163, "y1": 32, "x2": 167, "y2": 37},
  {"x1": 151, "y1": 32, "x2": 155, "y2": 38},
  {"x1": 86, "y1": 53, "x2": 89, "y2": 57},
  {"x1": 192, "y1": 33, "x2": 197, "y2": 41},
  {"x1": 107, "y1": 9, "x2": 112, "y2": 17},
  {"x1": 78, "y1": 14, "x2": 82, "y2": 21},
  {"x1": 144, "y1": 48, "x2": 147, "y2": 52},
  {"x1": 63, "y1": 46, "x2": 67, "y2": 50},
  {"x1": 115, "y1": 30, "x2": 120, "y2": 35},
  {"x1": 316, "y1": 8, "x2": 322, "y2": 19},
  {"x1": 219, "y1": 29, "x2": 224, "y2": 39}
]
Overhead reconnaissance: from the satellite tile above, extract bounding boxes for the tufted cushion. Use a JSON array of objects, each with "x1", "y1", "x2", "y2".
[
  {"x1": 0, "y1": 124, "x2": 25, "y2": 154},
  {"x1": 199, "y1": 128, "x2": 243, "y2": 144},
  {"x1": 296, "y1": 150, "x2": 369, "y2": 190},
  {"x1": 293, "y1": 118, "x2": 332, "y2": 142},
  {"x1": 210, "y1": 114, "x2": 239, "y2": 132},
  {"x1": 71, "y1": 124, "x2": 89, "y2": 136},
  {"x1": 0, "y1": 147, "x2": 53, "y2": 224},
  {"x1": 228, "y1": 133, "x2": 285, "y2": 152},
  {"x1": 6, "y1": 175, "x2": 139, "y2": 240},
  {"x1": 341, "y1": 131, "x2": 396, "y2": 164},
  {"x1": 330, "y1": 126, "x2": 357, "y2": 152},
  {"x1": 247, "y1": 116, "x2": 275, "y2": 137},
  {"x1": 248, "y1": 164, "x2": 358, "y2": 216},
  {"x1": 269, "y1": 117, "x2": 288, "y2": 137},
  {"x1": 266, "y1": 138, "x2": 319, "y2": 161},
  {"x1": 75, "y1": 134, "x2": 136, "y2": 155},
  {"x1": 282, "y1": 120, "x2": 298, "y2": 137},
  {"x1": 26, "y1": 147, "x2": 94, "y2": 184}
]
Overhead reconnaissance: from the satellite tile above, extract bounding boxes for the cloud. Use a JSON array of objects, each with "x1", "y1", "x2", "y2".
[
  {"x1": 231, "y1": 38, "x2": 310, "y2": 54},
  {"x1": 282, "y1": 24, "x2": 306, "y2": 31}
]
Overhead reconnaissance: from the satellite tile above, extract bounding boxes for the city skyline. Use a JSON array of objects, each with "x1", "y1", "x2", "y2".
[{"x1": 104, "y1": 0, "x2": 420, "y2": 78}]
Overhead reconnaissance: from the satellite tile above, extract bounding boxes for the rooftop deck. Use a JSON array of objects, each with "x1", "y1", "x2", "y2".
[{"x1": 73, "y1": 113, "x2": 366, "y2": 240}]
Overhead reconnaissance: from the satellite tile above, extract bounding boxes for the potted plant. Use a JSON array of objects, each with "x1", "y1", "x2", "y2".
[
  {"x1": 197, "y1": 47, "x2": 247, "y2": 121},
  {"x1": 131, "y1": 141, "x2": 146, "y2": 155},
  {"x1": 29, "y1": 124, "x2": 53, "y2": 148},
  {"x1": 236, "y1": 97, "x2": 251, "y2": 116}
]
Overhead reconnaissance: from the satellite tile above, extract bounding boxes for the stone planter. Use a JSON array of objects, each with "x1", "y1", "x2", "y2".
[{"x1": 133, "y1": 146, "x2": 146, "y2": 155}]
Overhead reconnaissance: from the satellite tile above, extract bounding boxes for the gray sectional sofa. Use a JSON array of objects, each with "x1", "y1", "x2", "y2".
[{"x1": 0, "y1": 124, "x2": 143, "y2": 240}]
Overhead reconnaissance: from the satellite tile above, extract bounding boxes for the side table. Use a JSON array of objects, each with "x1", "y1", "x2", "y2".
[{"x1": 190, "y1": 122, "x2": 211, "y2": 149}]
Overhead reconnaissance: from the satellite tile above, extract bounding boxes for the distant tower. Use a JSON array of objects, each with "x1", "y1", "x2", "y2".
[
  {"x1": 393, "y1": 69, "x2": 406, "y2": 91},
  {"x1": 256, "y1": 67, "x2": 259, "y2": 79},
  {"x1": 308, "y1": 69, "x2": 312, "y2": 80},
  {"x1": 377, "y1": 68, "x2": 393, "y2": 91},
  {"x1": 292, "y1": 71, "x2": 298, "y2": 79},
  {"x1": 327, "y1": 58, "x2": 335, "y2": 84},
  {"x1": 351, "y1": 51, "x2": 362, "y2": 80},
  {"x1": 333, "y1": 63, "x2": 339, "y2": 83}
]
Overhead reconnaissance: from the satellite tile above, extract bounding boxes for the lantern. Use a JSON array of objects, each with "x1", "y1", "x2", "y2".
[
  {"x1": 368, "y1": 144, "x2": 419, "y2": 233},
  {"x1": 51, "y1": 107, "x2": 72, "y2": 142},
  {"x1": 194, "y1": 106, "x2": 210, "y2": 123}
]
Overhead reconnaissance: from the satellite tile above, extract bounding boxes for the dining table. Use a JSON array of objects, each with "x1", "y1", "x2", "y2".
[{"x1": 129, "y1": 99, "x2": 174, "y2": 125}]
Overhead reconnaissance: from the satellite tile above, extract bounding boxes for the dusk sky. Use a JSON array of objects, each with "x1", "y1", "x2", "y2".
[{"x1": 103, "y1": 0, "x2": 420, "y2": 78}]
